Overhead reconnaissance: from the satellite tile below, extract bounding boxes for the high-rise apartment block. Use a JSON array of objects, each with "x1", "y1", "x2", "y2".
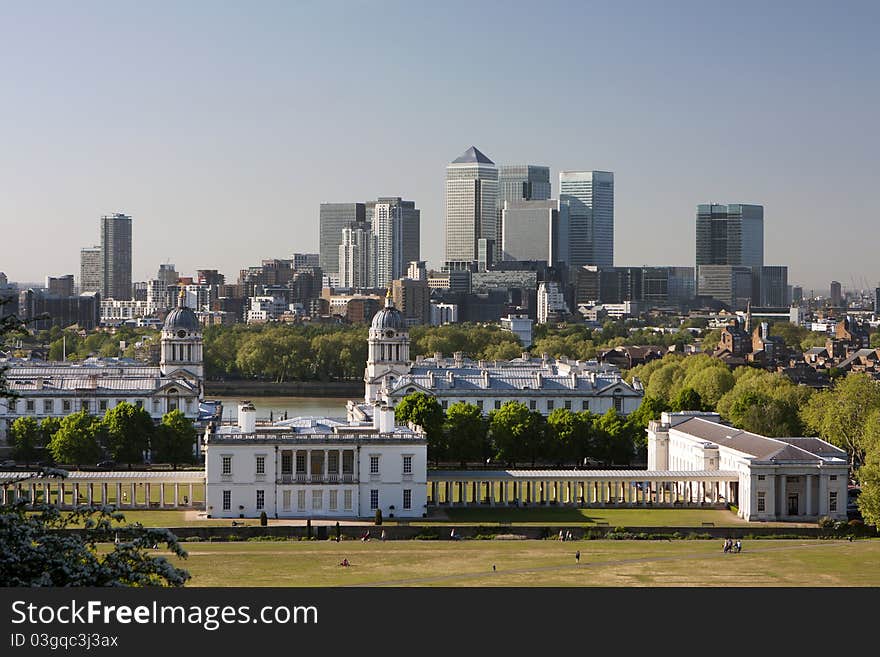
[
  {"x1": 338, "y1": 224, "x2": 374, "y2": 290},
  {"x1": 445, "y1": 147, "x2": 497, "y2": 269},
  {"x1": 559, "y1": 171, "x2": 614, "y2": 267},
  {"x1": 830, "y1": 281, "x2": 843, "y2": 307},
  {"x1": 372, "y1": 201, "x2": 404, "y2": 289},
  {"x1": 79, "y1": 246, "x2": 102, "y2": 295},
  {"x1": 320, "y1": 203, "x2": 366, "y2": 277},
  {"x1": 391, "y1": 278, "x2": 430, "y2": 326},
  {"x1": 291, "y1": 253, "x2": 320, "y2": 272},
  {"x1": 101, "y1": 213, "x2": 132, "y2": 300}
]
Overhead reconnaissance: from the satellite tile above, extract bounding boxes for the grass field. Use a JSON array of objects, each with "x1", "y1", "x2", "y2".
[{"x1": 159, "y1": 539, "x2": 880, "y2": 587}]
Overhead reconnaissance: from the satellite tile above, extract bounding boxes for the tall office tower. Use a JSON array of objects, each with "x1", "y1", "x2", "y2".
[
  {"x1": 338, "y1": 224, "x2": 373, "y2": 289},
  {"x1": 497, "y1": 165, "x2": 551, "y2": 261},
  {"x1": 320, "y1": 203, "x2": 366, "y2": 277},
  {"x1": 158, "y1": 263, "x2": 178, "y2": 286},
  {"x1": 697, "y1": 265, "x2": 754, "y2": 309},
  {"x1": 100, "y1": 213, "x2": 132, "y2": 300},
  {"x1": 791, "y1": 285, "x2": 804, "y2": 305},
  {"x1": 445, "y1": 146, "x2": 497, "y2": 269},
  {"x1": 372, "y1": 200, "x2": 408, "y2": 289},
  {"x1": 79, "y1": 246, "x2": 102, "y2": 295},
  {"x1": 45, "y1": 275, "x2": 75, "y2": 297},
  {"x1": 695, "y1": 204, "x2": 764, "y2": 267},
  {"x1": 875, "y1": 287, "x2": 880, "y2": 314},
  {"x1": 760, "y1": 266, "x2": 789, "y2": 307},
  {"x1": 501, "y1": 199, "x2": 569, "y2": 266},
  {"x1": 830, "y1": 280, "x2": 843, "y2": 307},
  {"x1": 559, "y1": 171, "x2": 614, "y2": 267}
]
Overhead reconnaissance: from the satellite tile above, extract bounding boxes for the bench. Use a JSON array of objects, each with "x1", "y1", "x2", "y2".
[
  {"x1": 231, "y1": 520, "x2": 246, "y2": 527},
  {"x1": 701, "y1": 522, "x2": 715, "y2": 528}
]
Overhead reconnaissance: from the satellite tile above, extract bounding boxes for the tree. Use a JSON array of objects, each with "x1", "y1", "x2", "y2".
[
  {"x1": 547, "y1": 408, "x2": 595, "y2": 465},
  {"x1": 153, "y1": 410, "x2": 197, "y2": 467},
  {"x1": 594, "y1": 409, "x2": 635, "y2": 465},
  {"x1": 40, "y1": 417, "x2": 61, "y2": 447},
  {"x1": 490, "y1": 402, "x2": 546, "y2": 466},
  {"x1": 671, "y1": 387, "x2": 704, "y2": 412},
  {"x1": 103, "y1": 401, "x2": 154, "y2": 465},
  {"x1": 443, "y1": 402, "x2": 487, "y2": 467},
  {"x1": 47, "y1": 411, "x2": 103, "y2": 465},
  {"x1": 395, "y1": 392, "x2": 445, "y2": 464},
  {"x1": 9, "y1": 416, "x2": 42, "y2": 463},
  {"x1": 801, "y1": 373, "x2": 880, "y2": 465},
  {"x1": 683, "y1": 366, "x2": 734, "y2": 409}
]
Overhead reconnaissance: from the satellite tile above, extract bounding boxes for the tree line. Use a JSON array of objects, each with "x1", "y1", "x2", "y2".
[{"x1": 8, "y1": 402, "x2": 197, "y2": 468}]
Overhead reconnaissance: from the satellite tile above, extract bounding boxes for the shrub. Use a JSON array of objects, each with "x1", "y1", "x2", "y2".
[
  {"x1": 260, "y1": 511, "x2": 268, "y2": 527},
  {"x1": 306, "y1": 518, "x2": 312, "y2": 539},
  {"x1": 375, "y1": 509, "x2": 383, "y2": 526},
  {"x1": 183, "y1": 536, "x2": 201, "y2": 542},
  {"x1": 817, "y1": 515, "x2": 835, "y2": 529}
]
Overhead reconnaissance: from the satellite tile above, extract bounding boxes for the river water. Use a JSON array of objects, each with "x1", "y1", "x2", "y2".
[{"x1": 211, "y1": 396, "x2": 355, "y2": 422}]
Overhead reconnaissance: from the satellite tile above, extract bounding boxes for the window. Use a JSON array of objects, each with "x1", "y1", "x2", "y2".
[
  {"x1": 581, "y1": 400, "x2": 589, "y2": 411},
  {"x1": 329, "y1": 490, "x2": 338, "y2": 511},
  {"x1": 99, "y1": 400, "x2": 107, "y2": 412},
  {"x1": 282, "y1": 490, "x2": 291, "y2": 511},
  {"x1": 80, "y1": 400, "x2": 90, "y2": 412},
  {"x1": 613, "y1": 396, "x2": 623, "y2": 413},
  {"x1": 789, "y1": 476, "x2": 800, "y2": 483},
  {"x1": 370, "y1": 455, "x2": 380, "y2": 475},
  {"x1": 757, "y1": 491, "x2": 765, "y2": 512},
  {"x1": 221, "y1": 456, "x2": 232, "y2": 476},
  {"x1": 529, "y1": 400, "x2": 537, "y2": 410},
  {"x1": 370, "y1": 489, "x2": 379, "y2": 510},
  {"x1": 297, "y1": 490, "x2": 306, "y2": 511},
  {"x1": 135, "y1": 400, "x2": 143, "y2": 409},
  {"x1": 830, "y1": 475, "x2": 837, "y2": 481},
  {"x1": 281, "y1": 452, "x2": 292, "y2": 474},
  {"x1": 256, "y1": 490, "x2": 264, "y2": 510},
  {"x1": 830, "y1": 491, "x2": 838, "y2": 512},
  {"x1": 546, "y1": 400, "x2": 554, "y2": 411},
  {"x1": 43, "y1": 399, "x2": 53, "y2": 414},
  {"x1": 440, "y1": 400, "x2": 448, "y2": 410},
  {"x1": 344, "y1": 490, "x2": 352, "y2": 510},
  {"x1": 403, "y1": 455, "x2": 412, "y2": 475},
  {"x1": 312, "y1": 490, "x2": 322, "y2": 510},
  {"x1": 256, "y1": 456, "x2": 265, "y2": 476},
  {"x1": 25, "y1": 400, "x2": 34, "y2": 413},
  {"x1": 222, "y1": 490, "x2": 231, "y2": 511},
  {"x1": 296, "y1": 452, "x2": 306, "y2": 474},
  {"x1": 475, "y1": 400, "x2": 483, "y2": 411},
  {"x1": 403, "y1": 489, "x2": 412, "y2": 510},
  {"x1": 62, "y1": 400, "x2": 71, "y2": 412},
  {"x1": 494, "y1": 400, "x2": 502, "y2": 410},
  {"x1": 152, "y1": 399, "x2": 160, "y2": 411},
  {"x1": 564, "y1": 400, "x2": 572, "y2": 410},
  {"x1": 757, "y1": 475, "x2": 765, "y2": 481}
]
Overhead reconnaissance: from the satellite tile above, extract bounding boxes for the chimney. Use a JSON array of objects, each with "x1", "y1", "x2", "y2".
[
  {"x1": 521, "y1": 351, "x2": 530, "y2": 361},
  {"x1": 481, "y1": 370, "x2": 490, "y2": 388},
  {"x1": 446, "y1": 370, "x2": 455, "y2": 386},
  {"x1": 375, "y1": 404, "x2": 395, "y2": 433},
  {"x1": 433, "y1": 351, "x2": 442, "y2": 362},
  {"x1": 238, "y1": 401, "x2": 256, "y2": 434},
  {"x1": 534, "y1": 371, "x2": 543, "y2": 388},
  {"x1": 761, "y1": 322, "x2": 769, "y2": 339}
]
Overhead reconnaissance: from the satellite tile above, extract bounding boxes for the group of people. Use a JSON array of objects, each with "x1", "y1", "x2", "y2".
[
  {"x1": 723, "y1": 538, "x2": 742, "y2": 553},
  {"x1": 339, "y1": 558, "x2": 350, "y2": 567},
  {"x1": 558, "y1": 530, "x2": 574, "y2": 541}
]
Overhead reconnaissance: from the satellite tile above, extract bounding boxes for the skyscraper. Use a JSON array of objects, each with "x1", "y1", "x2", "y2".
[
  {"x1": 445, "y1": 146, "x2": 497, "y2": 269},
  {"x1": 368, "y1": 198, "x2": 419, "y2": 289},
  {"x1": 338, "y1": 224, "x2": 373, "y2": 289},
  {"x1": 497, "y1": 165, "x2": 551, "y2": 261},
  {"x1": 501, "y1": 199, "x2": 569, "y2": 266},
  {"x1": 559, "y1": 171, "x2": 614, "y2": 267},
  {"x1": 830, "y1": 281, "x2": 843, "y2": 307},
  {"x1": 695, "y1": 204, "x2": 764, "y2": 267},
  {"x1": 101, "y1": 213, "x2": 132, "y2": 300},
  {"x1": 320, "y1": 203, "x2": 366, "y2": 277},
  {"x1": 79, "y1": 246, "x2": 102, "y2": 295},
  {"x1": 760, "y1": 266, "x2": 789, "y2": 307}
]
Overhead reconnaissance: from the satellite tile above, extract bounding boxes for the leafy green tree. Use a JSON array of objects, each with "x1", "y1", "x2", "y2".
[
  {"x1": 48, "y1": 411, "x2": 104, "y2": 465},
  {"x1": 871, "y1": 332, "x2": 880, "y2": 349},
  {"x1": 671, "y1": 387, "x2": 704, "y2": 412},
  {"x1": 594, "y1": 409, "x2": 635, "y2": 465},
  {"x1": 443, "y1": 402, "x2": 487, "y2": 467},
  {"x1": 9, "y1": 417, "x2": 42, "y2": 463},
  {"x1": 40, "y1": 417, "x2": 61, "y2": 447},
  {"x1": 546, "y1": 408, "x2": 594, "y2": 465},
  {"x1": 800, "y1": 373, "x2": 880, "y2": 465},
  {"x1": 395, "y1": 392, "x2": 445, "y2": 464},
  {"x1": 0, "y1": 501, "x2": 189, "y2": 586},
  {"x1": 490, "y1": 402, "x2": 546, "y2": 466},
  {"x1": 727, "y1": 391, "x2": 801, "y2": 437},
  {"x1": 857, "y1": 456, "x2": 880, "y2": 528},
  {"x1": 682, "y1": 366, "x2": 734, "y2": 409},
  {"x1": 626, "y1": 396, "x2": 669, "y2": 430},
  {"x1": 103, "y1": 401, "x2": 154, "y2": 465},
  {"x1": 153, "y1": 410, "x2": 197, "y2": 467}
]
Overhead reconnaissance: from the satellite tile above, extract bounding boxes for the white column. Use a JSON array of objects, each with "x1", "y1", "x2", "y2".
[
  {"x1": 323, "y1": 449, "x2": 329, "y2": 481},
  {"x1": 818, "y1": 475, "x2": 828, "y2": 515},
  {"x1": 130, "y1": 483, "x2": 136, "y2": 507},
  {"x1": 189, "y1": 483, "x2": 194, "y2": 506},
  {"x1": 174, "y1": 484, "x2": 179, "y2": 507},
  {"x1": 160, "y1": 484, "x2": 166, "y2": 508},
  {"x1": 306, "y1": 449, "x2": 312, "y2": 481}
]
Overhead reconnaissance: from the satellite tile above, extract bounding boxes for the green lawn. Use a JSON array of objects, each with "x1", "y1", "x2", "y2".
[
  {"x1": 441, "y1": 507, "x2": 757, "y2": 527},
  {"x1": 158, "y1": 539, "x2": 880, "y2": 587}
]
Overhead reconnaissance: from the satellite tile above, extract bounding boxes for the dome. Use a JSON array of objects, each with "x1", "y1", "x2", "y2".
[
  {"x1": 164, "y1": 306, "x2": 200, "y2": 332},
  {"x1": 371, "y1": 301, "x2": 405, "y2": 331}
]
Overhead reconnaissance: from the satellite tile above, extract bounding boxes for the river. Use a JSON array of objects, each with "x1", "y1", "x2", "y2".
[{"x1": 211, "y1": 396, "x2": 354, "y2": 422}]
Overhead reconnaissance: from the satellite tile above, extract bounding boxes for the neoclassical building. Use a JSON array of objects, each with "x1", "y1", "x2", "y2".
[
  {"x1": 364, "y1": 297, "x2": 643, "y2": 415},
  {"x1": 0, "y1": 300, "x2": 204, "y2": 443},
  {"x1": 648, "y1": 412, "x2": 849, "y2": 521},
  {"x1": 203, "y1": 401, "x2": 427, "y2": 519}
]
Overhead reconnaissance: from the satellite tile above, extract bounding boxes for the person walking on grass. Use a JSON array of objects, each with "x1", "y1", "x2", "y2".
[{"x1": 575, "y1": 550, "x2": 580, "y2": 564}]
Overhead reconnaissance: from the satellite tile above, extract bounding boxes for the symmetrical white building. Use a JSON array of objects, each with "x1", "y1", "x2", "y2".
[
  {"x1": 648, "y1": 412, "x2": 849, "y2": 521},
  {"x1": 203, "y1": 401, "x2": 427, "y2": 519},
  {"x1": 0, "y1": 301, "x2": 204, "y2": 442},
  {"x1": 364, "y1": 298, "x2": 643, "y2": 415}
]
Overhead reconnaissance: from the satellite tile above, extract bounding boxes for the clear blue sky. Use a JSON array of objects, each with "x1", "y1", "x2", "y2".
[{"x1": 2, "y1": 0, "x2": 878, "y2": 292}]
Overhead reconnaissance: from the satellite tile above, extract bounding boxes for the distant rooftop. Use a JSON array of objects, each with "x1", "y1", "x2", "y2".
[{"x1": 451, "y1": 146, "x2": 494, "y2": 165}]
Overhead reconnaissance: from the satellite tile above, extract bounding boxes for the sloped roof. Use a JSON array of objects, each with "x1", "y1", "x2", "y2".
[{"x1": 451, "y1": 146, "x2": 494, "y2": 165}]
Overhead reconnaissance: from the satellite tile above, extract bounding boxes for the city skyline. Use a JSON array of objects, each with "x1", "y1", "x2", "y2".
[{"x1": 2, "y1": 2, "x2": 879, "y2": 290}]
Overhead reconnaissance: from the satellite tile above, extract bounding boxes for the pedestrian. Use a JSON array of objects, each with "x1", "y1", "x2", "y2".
[
  {"x1": 735, "y1": 540, "x2": 742, "y2": 553},
  {"x1": 566, "y1": 530, "x2": 573, "y2": 541},
  {"x1": 575, "y1": 550, "x2": 580, "y2": 563},
  {"x1": 381, "y1": 529, "x2": 386, "y2": 542},
  {"x1": 492, "y1": 564, "x2": 496, "y2": 572},
  {"x1": 559, "y1": 530, "x2": 565, "y2": 541}
]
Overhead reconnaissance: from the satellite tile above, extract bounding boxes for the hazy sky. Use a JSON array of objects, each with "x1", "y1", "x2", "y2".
[{"x1": 2, "y1": 1, "x2": 878, "y2": 292}]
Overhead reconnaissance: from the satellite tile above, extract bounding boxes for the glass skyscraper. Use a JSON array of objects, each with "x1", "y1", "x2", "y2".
[
  {"x1": 445, "y1": 146, "x2": 497, "y2": 269},
  {"x1": 559, "y1": 171, "x2": 614, "y2": 267},
  {"x1": 320, "y1": 203, "x2": 366, "y2": 277},
  {"x1": 101, "y1": 213, "x2": 132, "y2": 300},
  {"x1": 695, "y1": 203, "x2": 764, "y2": 267}
]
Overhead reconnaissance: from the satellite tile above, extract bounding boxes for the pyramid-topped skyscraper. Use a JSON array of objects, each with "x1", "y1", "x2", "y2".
[{"x1": 445, "y1": 146, "x2": 497, "y2": 270}]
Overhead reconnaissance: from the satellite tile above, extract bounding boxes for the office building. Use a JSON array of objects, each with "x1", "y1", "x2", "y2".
[
  {"x1": 445, "y1": 147, "x2": 497, "y2": 269},
  {"x1": 45, "y1": 275, "x2": 74, "y2": 298},
  {"x1": 760, "y1": 266, "x2": 789, "y2": 307},
  {"x1": 430, "y1": 302, "x2": 458, "y2": 326},
  {"x1": 830, "y1": 281, "x2": 843, "y2": 307},
  {"x1": 367, "y1": 198, "x2": 420, "y2": 276},
  {"x1": 559, "y1": 171, "x2": 614, "y2": 267},
  {"x1": 0, "y1": 273, "x2": 19, "y2": 320},
  {"x1": 497, "y1": 165, "x2": 551, "y2": 260},
  {"x1": 696, "y1": 265, "x2": 754, "y2": 309},
  {"x1": 101, "y1": 213, "x2": 132, "y2": 300},
  {"x1": 79, "y1": 246, "x2": 102, "y2": 295},
  {"x1": 320, "y1": 203, "x2": 366, "y2": 277},
  {"x1": 695, "y1": 204, "x2": 763, "y2": 267},
  {"x1": 291, "y1": 253, "x2": 320, "y2": 272},
  {"x1": 391, "y1": 278, "x2": 430, "y2": 326},
  {"x1": 875, "y1": 287, "x2": 880, "y2": 315},
  {"x1": 338, "y1": 224, "x2": 374, "y2": 290},
  {"x1": 18, "y1": 289, "x2": 100, "y2": 330},
  {"x1": 501, "y1": 199, "x2": 569, "y2": 266},
  {"x1": 372, "y1": 201, "x2": 404, "y2": 289}
]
